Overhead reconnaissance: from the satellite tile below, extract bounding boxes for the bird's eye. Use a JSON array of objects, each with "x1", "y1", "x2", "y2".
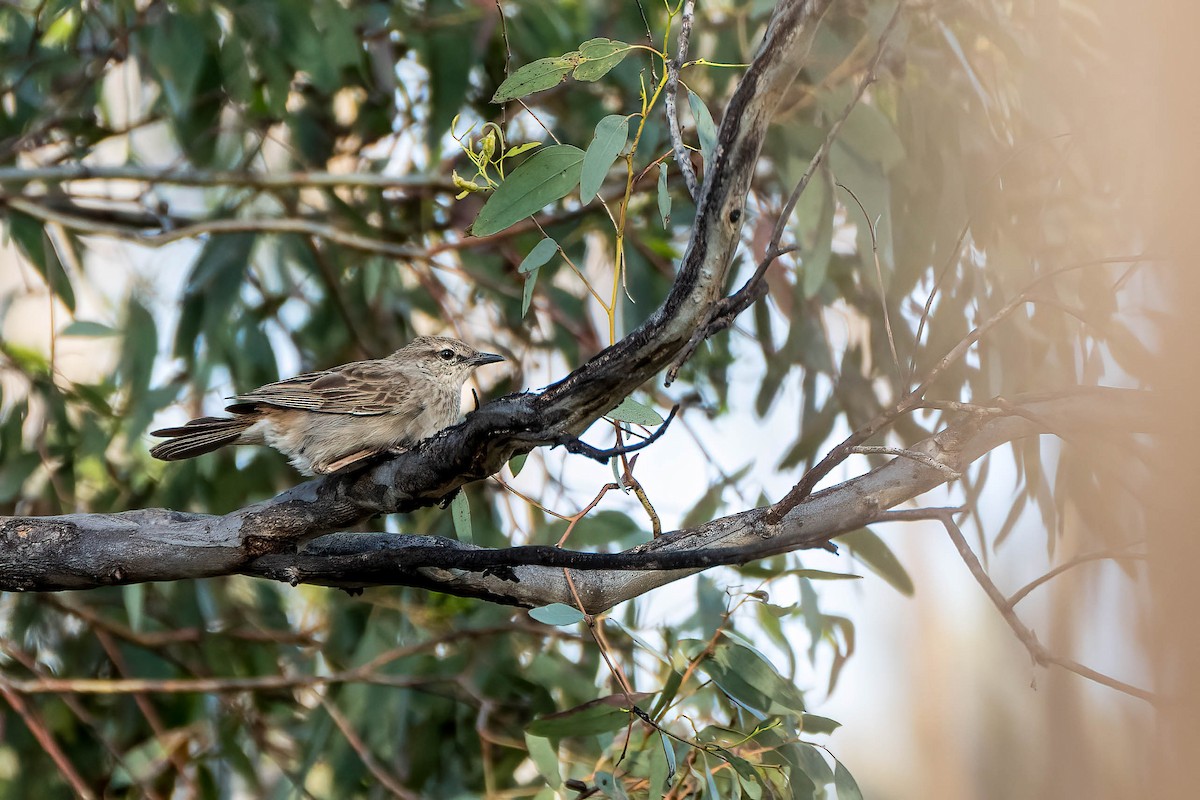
[{"x1": 439, "y1": 349, "x2": 455, "y2": 361}]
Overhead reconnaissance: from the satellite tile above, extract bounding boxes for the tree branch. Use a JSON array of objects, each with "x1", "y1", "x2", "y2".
[
  {"x1": 664, "y1": 0, "x2": 699, "y2": 201},
  {"x1": 1, "y1": 390, "x2": 1153, "y2": 611}
]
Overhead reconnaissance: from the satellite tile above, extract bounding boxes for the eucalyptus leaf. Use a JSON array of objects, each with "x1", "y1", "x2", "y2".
[
  {"x1": 658, "y1": 163, "x2": 672, "y2": 226},
  {"x1": 580, "y1": 114, "x2": 630, "y2": 202},
  {"x1": 573, "y1": 38, "x2": 632, "y2": 81},
  {"x1": 522, "y1": 268, "x2": 539, "y2": 317},
  {"x1": 492, "y1": 54, "x2": 579, "y2": 102},
  {"x1": 838, "y1": 527, "x2": 914, "y2": 595},
  {"x1": 607, "y1": 397, "x2": 664, "y2": 426},
  {"x1": 519, "y1": 237, "x2": 559, "y2": 274},
  {"x1": 472, "y1": 145, "x2": 585, "y2": 237},
  {"x1": 450, "y1": 491, "x2": 472, "y2": 543},
  {"x1": 833, "y1": 760, "x2": 864, "y2": 800},
  {"x1": 529, "y1": 602, "x2": 584, "y2": 626},
  {"x1": 688, "y1": 88, "x2": 719, "y2": 166}
]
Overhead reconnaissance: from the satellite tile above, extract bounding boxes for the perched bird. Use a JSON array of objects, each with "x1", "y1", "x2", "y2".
[{"x1": 150, "y1": 336, "x2": 504, "y2": 475}]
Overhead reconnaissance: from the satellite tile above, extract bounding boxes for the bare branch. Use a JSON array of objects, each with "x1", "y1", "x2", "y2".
[
  {"x1": 0, "y1": 388, "x2": 1157, "y2": 603},
  {"x1": 0, "y1": 164, "x2": 454, "y2": 191},
  {"x1": 934, "y1": 509, "x2": 1155, "y2": 704},
  {"x1": 664, "y1": 0, "x2": 699, "y2": 201}
]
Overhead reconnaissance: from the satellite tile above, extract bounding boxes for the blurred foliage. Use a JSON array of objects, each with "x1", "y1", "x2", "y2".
[{"x1": 0, "y1": 0, "x2": 1149, "y2": 797}]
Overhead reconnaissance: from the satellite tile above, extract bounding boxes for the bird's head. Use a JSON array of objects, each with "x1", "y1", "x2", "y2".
[{"x1": 393, "y1": 336, "x2": 505, "y2": 386}]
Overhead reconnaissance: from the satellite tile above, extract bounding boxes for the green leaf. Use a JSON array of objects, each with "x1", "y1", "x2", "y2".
[
  {"x1": 657, "y1": 163, "x2": 672, "y2": 226},
  {"x1": 801, "y1": 713, "x2": 842, "y2": 735},
  {"x1": 572, "y1": 38, "x2": 632, "y2": 82},
  {"x1": 147, "y1": 14, "x2": 206, "y2": 118},
  {"x1": 790, "y1": 568, "x2": 862, "y2": 581},
  {"x1": 607, "y1": 397, "x2": 664, "y2": 426},
  {"x1": 794, "y1": 743, "x2": 834, "y2": 784},
  {"x1": 838, "y1": 527, "x2": 914, "y2": 595},
  {"x1": 450, "y1": 491, "x2": 472, "y2": 543},
  {"x1": 508, "y1": 453, "x2": 528, "y2": 477},
  {"x1": 502, "y1": 141, "x2": 541, "y2": 159},
  {"x1": 60, "y1": 320, "x2": 118, "y2": 338},
  {"x1": 580, "y1": 114, "x2": 630, "y2": 202},
  {"x1": 529, "y1": 603, "x2": 584, "y2": 626},
  {"x1": 686, "y1": 639, "x2": 806, "y2": 718},
  {"x1": 519, "y1": 237, "x2": 559, "y2": 274},
  {"x1": 526, "y1": 693, "x2": 650, "y2": 738},
  {"x1": 123, "y1": 584, "x2": 145, "y2": 633},
  {"x1": 524, "y1": 733, "x2": 561, "y2": 788},
  {"x1": 594, "y1": 770, "x2": 629, "y2": 800},
  {"x1": 492, "y1": 54, "x2": 579, "y2": 102},
  {"x1": 831, "y1": 99, "x2": 906, "y2": 171},
  {"x1": 833, "y1": 760, "x2": 864, "y2": 800},
  {"x1": 660, "y1": 730, "x2": 678, "y2": 783},
  {"x1": 472, "y1": 145, "x2": 585, "y2": 236},
  {"x1": 7, "y1": 211, "x2": 74, "y2": 311},
  {"x1": 648, "y1": 734, "x2": 670, "y2": 800},
  {"x1": 522, "y1": 268, "x2": 539, "y2": 317},
  {"x1": 688, "y1": 88, "x2": 718, "y2": 167}
]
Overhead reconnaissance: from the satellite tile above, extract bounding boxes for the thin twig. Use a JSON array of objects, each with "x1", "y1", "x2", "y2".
[
  {"x1": 766, "y1": 254, "x2": 1154, "y2": 524},
  {"x1": 1007, "y1": 548, "x2": 1146, "y2": 607},
  {"x1": 321, "y1": 697, "x2": 420, "y2": 800},
  {"x1": 908, "y1": 217, "x2": 970, "y2": 384},
  {"x1": 555, "y1": 405, "x2": 679, "y2": 462},
  {"x1": 0, "y1": 677, "x2": 97, "y2": 799},
  {"x1": 847, "y1": 445, "x2": 961, "y2": 478},
  {"x1": 765, "y1": 1, "x2": 904, "y2": 253},
  {"x1": 934, "y1": 509, "x2": 1155, "y2": 704},
  {"x1": 837, "y1": 181, "x2": 901, "y2": 380},
  {"x1": 664, "y1": 0, "x2": 699, "y2": 201}
]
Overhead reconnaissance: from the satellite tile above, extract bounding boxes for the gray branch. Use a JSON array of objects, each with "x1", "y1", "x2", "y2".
[
  {"x1": 664, "y1": 0, "x2": 699, "y2": 201},
  {"x1": 0, "y1": 390, "x2": 1154, "y2": 609}
]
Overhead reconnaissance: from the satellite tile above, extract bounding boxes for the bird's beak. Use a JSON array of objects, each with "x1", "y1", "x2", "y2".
[{"x1": 471, "y1": 352, "x2": 505, "y2": 367}]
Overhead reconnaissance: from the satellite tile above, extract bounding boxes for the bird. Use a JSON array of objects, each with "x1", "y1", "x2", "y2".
[{"x1": 150, "y1": 336, "x2": 505, "y2": 475}]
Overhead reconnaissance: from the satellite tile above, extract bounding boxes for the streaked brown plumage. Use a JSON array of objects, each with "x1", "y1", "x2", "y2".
[{"x1": 150, "y1": 336, "x2": 504, "y2": 475}]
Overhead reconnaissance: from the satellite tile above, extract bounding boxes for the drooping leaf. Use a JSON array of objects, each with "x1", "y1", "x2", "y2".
[
  {"x1": 685, "y1": 639, "x2": 807, "y2": 718},
  {"x1": 529, "y1": 603, "x2": 584, "y2": 626},
  {"x1": 526, "y1": 693, "x2": 651, "y2": 738},
  {"x1": 522, "y1": 268, "x2": 539, "y2": 317},
  {"x1": 519, "y1": 237, "x2": 559, "y2": 274},
  {"x1": 833, "y1": 759, "x2": 864, "y2": 800},
  {"x1": 648, "y1": 734, "x2": 670, "y2": 800},
  {"x1": 451, "y1": 491, "x2": 473, "y2": 543},
  {"x1": 658, "y1": 162, "x2": 672, "y2": 226},
  {"x1": 607, "y1": 397, "x2": 664, "y2": 426},
  {"x1": 524, "y1": 734, "x2": 561, "y2": 788},
  {"x1": 838, "y1": 527, "x2": 914, "y2": 595},
  {"x1": 508, "y1": 453, "x2": 528, "y2": 477},
  {"x1": 688, "y1": 88, "x2": 719, "y2": 166},
  {"x1": 594, "y1": 770, "x2": 630, "y2": 800},
  {"x1": 7, "y1": 211, "x2": 74, "y2": 311},
  {"x1": 472, "y1": 145, "x2": 585, "y2": 236},
  {"x1": 580, "y1": 114, "x2": 629, "y2": 202}
]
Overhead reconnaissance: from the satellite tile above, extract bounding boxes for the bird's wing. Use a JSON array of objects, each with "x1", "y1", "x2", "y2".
[{"x1": 226, "y1": 360, "x2": 417, "y2": 416}]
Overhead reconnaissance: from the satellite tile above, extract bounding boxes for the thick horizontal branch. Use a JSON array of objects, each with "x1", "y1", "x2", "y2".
[
  {"x1": 0, "y1": 389, "x2": 1148, "y2": 603},
  {"x1": 234, "y1": 388, "x2": 1152, "y2": 610},
  {"x1": 0, "y1": 0, "x2": 826, "y2": 590}
]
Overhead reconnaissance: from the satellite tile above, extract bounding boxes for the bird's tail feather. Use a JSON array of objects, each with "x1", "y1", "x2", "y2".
[{"x1": 150, "y1": 416, "x2": 254, "y2": 461}]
